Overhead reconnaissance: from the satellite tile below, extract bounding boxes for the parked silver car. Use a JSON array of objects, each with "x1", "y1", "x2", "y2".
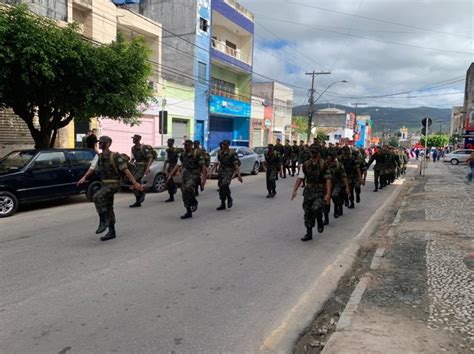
[
  {"x1": 209, "y1": 146, "x2": 260, "y2": 176},
  {"x1": 443, "y1": 149, "x2": 474, "y2": 165},
  {"x1": 252, "y1": 146, "x2": 268, "y2": 171},
  {"x1": 142, "y1": 146, "x2": 182, "y2": 193}
]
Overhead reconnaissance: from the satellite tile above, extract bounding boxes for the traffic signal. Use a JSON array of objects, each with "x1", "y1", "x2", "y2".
[
  {"x1": 159, "y1": 111, "x2": 168, "y2": 134},
  {"x1": 421, "y1": 126, "x2": 429, "y2": 136},
  {"x1": 421, "y1": 117, "x2": 432, "y2": 127}
]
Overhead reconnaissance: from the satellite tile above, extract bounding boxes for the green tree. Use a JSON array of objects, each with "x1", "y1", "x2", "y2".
[
  {"x1": 315, "y1": 128, "x2": 328, "y2": 142},
  {"x1": 419, "y1": 134, "x2": 449, "y2": 148},
  {"x1": 389, "y1": 137, "x2": 399, "y2": 147},
  {"x1": 292, "y1": 116, "x2": 308, "y2": 140},
  {"x1": 0, "y1": 5, "x2": 153, "y2": 148}
]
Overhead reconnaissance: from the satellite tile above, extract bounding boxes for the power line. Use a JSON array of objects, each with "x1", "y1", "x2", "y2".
[
  {"x1": 288, "y1": 1, "x2": 473, "y2": 40},
  {"x1": 255, "y1": 14, "x2": 474, "y2": 55}
]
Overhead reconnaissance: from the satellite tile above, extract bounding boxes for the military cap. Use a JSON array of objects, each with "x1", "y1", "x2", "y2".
[
  {"x1": 131, "y1": 134, "x2": 142, "y2": 140},
  {"x1": 222, "y1": 139, "x2": 231, "y2": 145},
  {"x1": 268, "y1": 144, "x2": 274, "y2": 148},
  {"x1": 342, "y1": 146, "x2": 350, "y2": 151},
  {"x1": 184, "y1": 139, "x2": 193, "y2": 145},
  {"x1": 193, "y1": 140, "x2": 200, "y2": 144},
  {"x1": 167, "y1": 138, "x2": 175, "y2": 143},
  {"x1": 99, "y1": 136, "x2": 112, "y2": 144}
]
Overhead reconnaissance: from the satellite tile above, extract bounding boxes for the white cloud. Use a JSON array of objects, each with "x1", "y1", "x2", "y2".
[{"x1": 239, "y1": 0, "x2": 473, "y2": 107}]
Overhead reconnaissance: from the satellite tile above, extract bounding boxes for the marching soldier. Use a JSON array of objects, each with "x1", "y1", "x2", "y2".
[
  {"x1": 282, "y1": 139, "x2": 292, "y2": 178},
  {"x1": 291, "y1": 145, "x2": 332, "y2": 241},
  {"x1": 167, "y1": 140, "x2": 207, "y2": 219},
  {"x1": 162, "y1": 138, "x2": 181, "y2": 202},
  {"x1": 215, "y1": 140, "x2": 242, "y2": 210},
  {"x1": 340, "y1": 146, "x2": 362, "y2": 208},
  {"x1": 192, "y1": 140, "x2": 207, "y2": 196},
  {"x1": 367, "y1": 145, "x2": 385, "y2": 192},
  {"x1": 326, "y1": 150, "x2": 351, "y2": 223},
  {"x1": 129, "y1": 134, "x2": 154, "y2": 208},
  {"x1": 78, "y1": 136, "x2": 143, "y2": 241},
  {"x1": 263, "y1": 144, "x2": 283, "y2": 198},
  {"x1": 290, "y1": 140, "x2": 300, "y2": 177}
]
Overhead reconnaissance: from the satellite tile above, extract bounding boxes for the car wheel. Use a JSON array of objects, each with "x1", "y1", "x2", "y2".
[
  {"x1": 86, "y1": 181, "x2": 102, "y2": 202},
  {"x1": 450, "y1": 159, "x2": 459, "y2": 165},
  {"x1": 153, "y1": 173, "x2": 167, "y2": 193},
  {"x1": 251, "y1": 162, "x2": 260, "y2": 175},
  {"x1": 0, "y1": 191, "x2": 19, "y2": 218}
]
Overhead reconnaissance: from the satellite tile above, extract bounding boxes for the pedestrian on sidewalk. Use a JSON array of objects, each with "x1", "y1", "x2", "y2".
[
  {"x1": 465, "y1": 151, "x2": 474, "y2": 183},
  {"x1": 77, "y1": 136, "x2": 143, "y2": 241}
]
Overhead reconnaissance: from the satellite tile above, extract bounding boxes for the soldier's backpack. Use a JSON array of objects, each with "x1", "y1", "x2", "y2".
[
  {"x1": 141, "y1": 144, "x2": 158, "y2": 160},
  {"x1": 109, "y1": 152, "x2": 138, "y2": 181}
]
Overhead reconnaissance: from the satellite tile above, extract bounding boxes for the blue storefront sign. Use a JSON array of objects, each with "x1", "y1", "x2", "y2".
[{"x1": 210, "y1": 95, "x2": 251, "y2": 117}]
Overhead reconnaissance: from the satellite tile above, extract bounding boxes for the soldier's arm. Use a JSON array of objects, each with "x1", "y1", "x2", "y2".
[
  {"x1": 77, "y1": 168, "x2": 94, "y2": 185},
  {"x1": 145, "y1": 149, "x2": 154, "y2": 174},
  {"x1": 234, "y1": 160, "x2": 243, "y2": 182},
  {"x1": 291, "y1": 177, "x2": 303, "y2": 201}
]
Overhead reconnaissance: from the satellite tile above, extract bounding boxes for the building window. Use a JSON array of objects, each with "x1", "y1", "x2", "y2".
[
  {"x1": 211, "y1": 77, "x2": 235, "y2": 96},
  {"x1": 198, "y1": 62, "x2": 207, "y2": 84},
  {"x1": 199, "y1": 17, "x2": 209, "y2": 32},
  {"x1": 225, "y1": 40, "x2": 237, "y2": 56}
]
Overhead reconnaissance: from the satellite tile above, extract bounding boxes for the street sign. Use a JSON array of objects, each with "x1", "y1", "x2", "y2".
[{"x1": 421, "y1": 117, "x2": 432, "y2": 127}]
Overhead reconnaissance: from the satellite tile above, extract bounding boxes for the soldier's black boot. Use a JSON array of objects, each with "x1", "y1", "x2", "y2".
[
  {"x1": 301, "y1": 227, "x2": 313, "y2": 241},
  {"x1": 181, "y1": 208, "x2": 193, "y2": 219},
  {"x1": 334, "y1": 204, "x2": 340, "y2": 218},
  {"x1": 266, "y1": 190, "x2": 272, "y2": 198},
  {"x1": 95, "y1": 213, "x2": 108, "y2": 234},
  {"x1": 356, "y1": 193, "x2": 361, "y2": 203},
  {"x1": 338, "y1": 204, "x2": 344, "y2": 216},
  {"x1": 138, "y1": 191, "x2": 145, "y2": 205},
  {"x1": 217, "y1": 200, "x2": 226, "y2": 210},
  {"x1": 190, "y1": 200, "x2": 198, "y2": 212},
  {"x1": 165, "y1": 194, "x2": 175, "y2": 203},
  {"x1": 100, "y1": 224, "x2": 116, "y2": 241},
  {"x1": 349, "y1": 200, "x2": 355, "y2": 209},
  {"x1": 373, "y1": 183, "x2": 378, "y2": 192},
  {"x1": 323, "y1": 205, "x2": 330, "y2": 225},
  {"x1": 129, "y1": 196, "x2": 142, "y2": 208},
  {"x1": 317, "y1": 214, "x2": 324, "y2": 233},
  {"x1": 227, "y1": 197, "x2": 233, "y2": 209},
  {"x1": 271, "y1": 189, "x2": 277, "y2": 197}
]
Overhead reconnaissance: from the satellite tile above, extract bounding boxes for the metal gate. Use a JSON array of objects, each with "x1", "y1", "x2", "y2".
[{"x1": 172, "y1": 119, "x2": 188, "y2": 141}]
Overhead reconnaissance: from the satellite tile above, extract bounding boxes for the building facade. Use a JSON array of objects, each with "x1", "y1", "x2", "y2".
[
  {"x1": 463, "y1": 63, "x2": 474, "y2": 149},
  {"x1": 252, "y1": 82, "x2": 293, "y2": 144},
  {"x1": 313, "y1": 108, "x2": 353, "y2": 144},
  {"x1": 208, "y1": 0, "x2": 254, "y2": 150}
]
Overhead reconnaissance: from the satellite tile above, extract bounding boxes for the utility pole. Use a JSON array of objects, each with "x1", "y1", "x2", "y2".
[
  {"x1": 306, "y1": 70, "x2": 331, "y2": 142},
  {"x1": 350, "y1": 102, "x2": 366, "y2": 145}
]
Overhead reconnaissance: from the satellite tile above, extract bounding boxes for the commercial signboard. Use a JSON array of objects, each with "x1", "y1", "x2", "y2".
[{"x1": 210, "y1": 95, "x2": 251, "y2": 117}]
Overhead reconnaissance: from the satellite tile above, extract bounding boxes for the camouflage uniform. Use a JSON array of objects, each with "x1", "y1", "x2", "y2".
[
  {"x1": 340, "y1": 152, "x2": 361, "y2": 207},
  {"x1": 264, "y1": 150, "x2": 282, "y2": 196},
  {"x1": 282, "y1": 143, "x2": 292, "y2": 178},
  {"x1": 301, "y1": 158, "x2": 332, "y2": 229},
  {"x1": 180, "y1": 149, "x2": 206, "y2": 210},
  {"x1": 92, "y1": 153, "x2": 128, "y2": 226},
  {"x1": 328, "y1": 157, "x2": 347, "y2": 217},
  {"x1": 131, "y1": 144, "x2": 153, "y2": 201},
  {"x1": 367, "y1": 150, "x2": 386, "y2": 191},
  {"x1": 165, "y1": 146, "x2": 182, "y2": 198},
  {"x1": 217, "y1": 149, "x2": 240, "y2": 205},
  {"x1": 290, "y1": 144, "x2": 300, "y2": 176}
]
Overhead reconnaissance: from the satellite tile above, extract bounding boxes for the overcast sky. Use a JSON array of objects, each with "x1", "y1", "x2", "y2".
[{"x1": 238, "y1": 0, "x2": 474, "y2": 108}]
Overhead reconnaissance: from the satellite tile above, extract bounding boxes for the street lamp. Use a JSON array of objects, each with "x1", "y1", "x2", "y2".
[{"x1": 307, "y1": 80, "x2": 348, "y2": 139}]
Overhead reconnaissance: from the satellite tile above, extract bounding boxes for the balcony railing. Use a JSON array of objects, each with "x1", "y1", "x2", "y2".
[
  {"x1": 223, "y1": 0, "x2": 254, "y2": 21},
  {"x1": 211, "y1": 88, "x2": 251, "y2": 103},
  {"x1": 211, "y1": 39, "x2": 251, "y2": 65}
]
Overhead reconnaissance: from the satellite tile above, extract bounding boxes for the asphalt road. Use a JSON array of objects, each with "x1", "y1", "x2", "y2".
[{"x1": 0, "y1": 168, "x2": 409, "y2": 353}]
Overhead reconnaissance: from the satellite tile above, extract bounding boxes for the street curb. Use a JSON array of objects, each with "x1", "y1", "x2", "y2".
[{"x1": 260, "y1": 179, "x2": 407, "y2": 354}]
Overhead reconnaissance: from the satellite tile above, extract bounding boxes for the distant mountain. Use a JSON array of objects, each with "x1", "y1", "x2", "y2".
[{"x1": 292, "y1": 104, "x2": 452, "y2": 134}]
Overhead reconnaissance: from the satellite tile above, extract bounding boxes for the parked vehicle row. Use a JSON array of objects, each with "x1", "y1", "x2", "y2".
[
  {"x1": 443, "y1": 149, "x2": 474, "y2": 165},
  {"x1": 1, "y1": 146, "x2": 262, "y2": 217}
]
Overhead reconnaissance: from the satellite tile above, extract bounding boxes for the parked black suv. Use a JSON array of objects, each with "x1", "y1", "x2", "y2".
[{"x1": 0, "y1": 149, "x2": 101, "y2": 217}]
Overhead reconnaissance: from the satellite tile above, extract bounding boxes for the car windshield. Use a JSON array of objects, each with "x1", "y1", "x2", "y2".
[
  {"x1": 0, "y1": 151, "x2": 35, "y2": 172},
  {"x1": 253, "y1": 147, "x2": 267, "y2": 154},
  {"x1": 154, "y1": 148, "x2": 167, "y2": 161}
]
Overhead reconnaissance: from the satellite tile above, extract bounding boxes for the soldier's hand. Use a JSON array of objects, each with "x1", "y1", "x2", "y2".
[
  {"x1": 291, "y1": 190, "x2": 298, "y2": 201},
  {"x1": 324, "y1": 193, "x2": 331, "y2": 204},
  {"x1": 77, "y1": 177, "x2": 86, "y2": 186},
  {"x1": 237, "y1": 175, "x2": 243, "y2": 183},
  {"x1": 145, "y1": 168, "x2": 151, "y2": 176},
  {"x1": 133, "y1": 182, "x2": 144, "y2": 192},
  {"x1": 361, "y1": 179, "x2": 366, "y2": 186},
  {"x1": 346, "y1": 187, "x2": 351, "y2": 196}
]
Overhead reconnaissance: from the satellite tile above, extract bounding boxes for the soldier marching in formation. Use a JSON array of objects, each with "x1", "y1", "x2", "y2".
[
  {"x1": 80, "y1": 132, "x2": 408, "y2": 243},
  {"x1": 263, "y1": 144, "x2": 283, "y2": 198},
  {"x1": 129, "y1": 134, "x2": 154, "y2": 208},
  {"x1": 78, "y1": 136, "x2": 143, "y2": 241}
]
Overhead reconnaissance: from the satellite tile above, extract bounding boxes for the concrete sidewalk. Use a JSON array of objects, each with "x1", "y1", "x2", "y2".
[{"x1": 323, "y1": 162, "x2": 473, "y2": 353}]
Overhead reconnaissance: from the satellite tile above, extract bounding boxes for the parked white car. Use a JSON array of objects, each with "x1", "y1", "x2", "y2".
[
  {"x1": 209, "y1": 146, "x2": 260, "y2": 177},
  {"x1": 142, "y1": 146, "x2": 182, "y2": 193},
  {"x1": 443, "y1": 149, "x2": 474, "y2": 165}
]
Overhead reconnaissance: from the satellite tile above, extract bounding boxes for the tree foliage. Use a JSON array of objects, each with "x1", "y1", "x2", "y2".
[
  {"x1": 292, "y1": 116, "x2": 308, "y2": 139},
  {"x1": 419, "y1": 134, "x2": 449, "y2": 148},
  {"x1": 0, "y1": 5, "x2": 153, "y2": 148}
]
